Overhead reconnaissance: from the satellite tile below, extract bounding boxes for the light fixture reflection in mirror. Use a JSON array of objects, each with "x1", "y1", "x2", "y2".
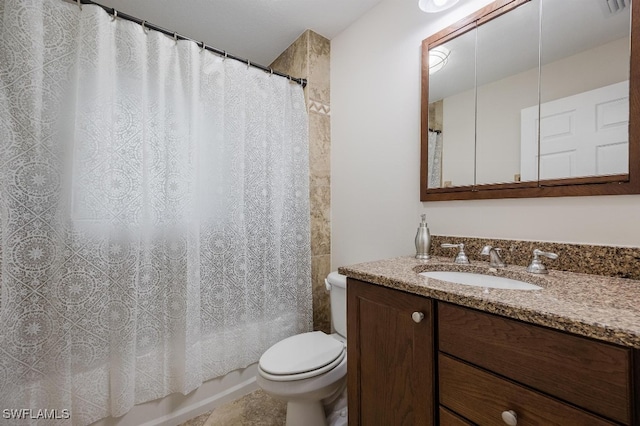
[
  {"x1": 419, "y1": 0, "x2": 460, "y2": 13},
  {"x1": 429, "y1": 46, "x2": 450, "y2": 75}
]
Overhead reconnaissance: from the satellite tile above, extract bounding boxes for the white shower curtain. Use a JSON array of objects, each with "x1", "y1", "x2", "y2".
[
  {"x1": 0, "y1": 0, "x2": 311, "y2": 424},
  {"x1": 427, "y1": 130, "x2": 443, "y2": 188}
]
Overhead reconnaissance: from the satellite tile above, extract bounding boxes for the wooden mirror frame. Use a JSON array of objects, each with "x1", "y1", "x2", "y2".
[{"x1": 420, "y1": 0, "x2": 640, "y2": 201}]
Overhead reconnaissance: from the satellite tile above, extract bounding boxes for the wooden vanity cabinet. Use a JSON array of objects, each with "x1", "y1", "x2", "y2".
[
  {"x1": 347, "y1": 278, "x2": 435, "y2": 425},
  {"x1": 438, "y1": 302, "x2": 634, "y2": 425},
  {"x1": 347, "y1": 279, "x2": 639, "y2": 425}
]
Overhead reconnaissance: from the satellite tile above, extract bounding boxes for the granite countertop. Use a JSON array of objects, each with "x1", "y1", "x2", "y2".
[{"x1": 338, "y1": 256, "x2": 640, "y2": 348}]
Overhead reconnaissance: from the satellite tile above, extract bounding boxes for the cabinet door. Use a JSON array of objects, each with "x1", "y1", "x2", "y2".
[{"x1": 347, "y1": 279, "x2": 434, "y2": 425}]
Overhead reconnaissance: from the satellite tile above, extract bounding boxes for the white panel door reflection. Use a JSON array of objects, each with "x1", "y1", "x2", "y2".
[{"x1": 521, "y1": 81, "x2": 629, "y2": 181}]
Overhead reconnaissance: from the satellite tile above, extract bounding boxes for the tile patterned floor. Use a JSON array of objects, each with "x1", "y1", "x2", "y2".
[{"x1": 179, "y1": 390, "x2": 286, "y2": 426}]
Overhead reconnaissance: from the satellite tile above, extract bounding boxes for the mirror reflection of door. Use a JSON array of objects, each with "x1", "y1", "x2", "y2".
[
  {"x1": 521, "y1": 81, "x2": 629, "y2": 181},
  {"x1": 535, "y1": 0, "x2": 631, "y2": 181}
]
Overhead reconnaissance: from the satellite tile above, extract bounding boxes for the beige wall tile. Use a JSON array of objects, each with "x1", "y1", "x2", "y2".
[
  {"x1": 311, "y1": 254, "x2": 332, "y2": 333},
  {"x1": 310, "y1": 185, "x2": 331, "y2": 257},
  {"x1": 310, "y1": 174, "x2": 330, "y2": 188},
  {"x1": 309, "y1": 112, "x2": 331, "y2": 180},
  {"x1": 308, "y1": 31, "x2": 331, "y2": 105}
]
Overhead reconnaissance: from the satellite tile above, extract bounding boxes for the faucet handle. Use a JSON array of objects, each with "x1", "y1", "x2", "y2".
[
  {"x1": 441, "y1": 243, "x2": 470, "y2": 264},
  {"x1": 534, "y1": 249, "x2": 558, "y2": 259},
  {"x1": 526, "y1": 249, "x2": 558, "y2": 274}
]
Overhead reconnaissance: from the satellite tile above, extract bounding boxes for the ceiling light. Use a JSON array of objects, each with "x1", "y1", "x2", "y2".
[
  {"x1": 429, "y1": 46, "x2": 450, "y2": 74},
  {"x1": 419, "y1": 0, "x2": 460, "y2": 13}
]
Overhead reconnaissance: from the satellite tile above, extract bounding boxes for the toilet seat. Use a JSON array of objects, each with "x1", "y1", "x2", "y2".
[{"x1": 259, "y1": 331, "x2": 346, "y2": 382}]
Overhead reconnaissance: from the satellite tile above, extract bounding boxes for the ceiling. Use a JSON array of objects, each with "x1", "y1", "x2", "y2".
[{"x1": 96, "y1": 0, "x2": 385, "y2": 67}]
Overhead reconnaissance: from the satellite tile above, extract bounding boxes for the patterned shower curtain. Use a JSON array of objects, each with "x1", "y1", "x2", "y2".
[
  {"x1": 428, "y1": 130, "x2": 443, "y2": 188},
  {"x1": 0, "y1": 0, "x2": 311, "y2": 424}
]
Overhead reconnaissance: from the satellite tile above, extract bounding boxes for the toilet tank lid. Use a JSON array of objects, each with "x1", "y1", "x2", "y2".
[{"x1": 326, "y1": 271, "x2": 347, "y2": 289}]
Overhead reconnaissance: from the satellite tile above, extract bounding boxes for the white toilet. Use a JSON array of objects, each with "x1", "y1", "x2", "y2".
[{"x1": 256, "y1": 271, "x2": 348, "y2": 426}]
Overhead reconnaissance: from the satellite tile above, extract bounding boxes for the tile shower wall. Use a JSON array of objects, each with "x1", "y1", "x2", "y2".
[{"x1": 271, "y1": 30, "x2": 332, "y2": 333}]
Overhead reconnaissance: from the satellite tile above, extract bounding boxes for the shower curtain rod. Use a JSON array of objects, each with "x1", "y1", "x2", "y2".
[{"x1": 71, "y1": 0, "x2": 308, "y2": 88}]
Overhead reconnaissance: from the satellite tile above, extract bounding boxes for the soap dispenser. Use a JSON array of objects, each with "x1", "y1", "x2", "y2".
[{"x1": 415, "y1": 214, "x2": 431, "y2": 260}]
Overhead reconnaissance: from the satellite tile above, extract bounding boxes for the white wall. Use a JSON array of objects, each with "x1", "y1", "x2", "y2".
[{"x1": 331, "y1": 0, "x2": 640, "y2": 270}]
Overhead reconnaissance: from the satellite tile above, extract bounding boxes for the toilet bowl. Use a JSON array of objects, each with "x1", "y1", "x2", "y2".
[{"x1": 256, "y1": 272, "x2": 348, "y2": 426}]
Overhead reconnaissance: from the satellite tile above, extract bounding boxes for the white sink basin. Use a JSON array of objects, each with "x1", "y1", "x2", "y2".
[{"x1": 419, "y1": 271, "x2": 542, "y2": 290}]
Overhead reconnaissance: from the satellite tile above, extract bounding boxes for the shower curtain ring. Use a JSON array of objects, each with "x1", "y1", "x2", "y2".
[
  {"x1": 247, "y1": 60, "x2": 251, "y2": 69},
  {"x1": 141, "y1": 21, "x2": 148, "y2": 34},
  {"x1": 269, "y1": 68, "x2": 273, "y2": 76},
  {"x1": 223, "y1": 51, "x2": 228, "y2": 61},
  {"x1": 173, "y1": 32, "x2": 178, "y2": 43},
  {"x1": 111, "y1": 9, "x2": 117, "y2": 21},
  {"x1": 200, "y1": 42, "x2": 206, "y2": 52}
]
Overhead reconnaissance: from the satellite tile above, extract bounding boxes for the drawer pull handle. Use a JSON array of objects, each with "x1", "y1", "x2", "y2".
[
  {"x1": 411, "y1": 312, "x2": 424, "y2": 323},
  {"x1": 501, "y1": 410, "x2": 518, "y2": 426}
]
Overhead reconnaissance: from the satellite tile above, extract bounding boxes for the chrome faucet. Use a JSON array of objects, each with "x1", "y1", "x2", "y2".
[
  {"x1": 441, "y1": 243, "x2": 470, "y2": 264},
  {"x1": 480, "y1": 245, "x2": 506, "y2": 268},
  {"x1": 526, "y1": 249, "x2": 558, "y2": 274}
]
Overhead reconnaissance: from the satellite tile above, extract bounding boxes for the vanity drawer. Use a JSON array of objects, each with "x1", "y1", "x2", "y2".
[
  {"x1": 438, "y1": 302, "x2": 632, "y2": 424},
  {"x1": 439, "y1": 354, "x2": 616, "y2": 425},
  {"x1": 440, "y1": 406, "x2": 473, "y2": 426}
]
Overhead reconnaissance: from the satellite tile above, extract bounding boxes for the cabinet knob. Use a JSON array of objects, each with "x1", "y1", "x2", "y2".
[
  {"x1": 501, "y1": 410, "x2": 517, "y2": 426},
  {"x1": 411, "y1": 312, "x2": 424, "y2": 323}
]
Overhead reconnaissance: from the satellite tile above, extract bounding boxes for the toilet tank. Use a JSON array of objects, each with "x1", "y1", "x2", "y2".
[{"x1": 325, "y1": 271, "x2": 347, "y2": 338}]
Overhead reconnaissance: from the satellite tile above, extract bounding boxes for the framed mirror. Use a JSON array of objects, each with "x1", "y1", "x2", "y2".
[{"x1": 420, "y1": 0, "x2": 640, "y2": 201}]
